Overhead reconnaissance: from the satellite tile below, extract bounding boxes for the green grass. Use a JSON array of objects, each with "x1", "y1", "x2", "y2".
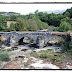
[
  {"x1": 31, "y1": 52, "x2": 39, "y2": 58},
  {"x1": 31, "y1": 50, "x2": 62, "y2": 60},
  {"x1": 39, "y1": 54, "x2": 62, "y2": 59},
  {"x1": 39, "y1": 54, "x2": 48, "y2": 59},
  {"x1": 39, "y1": 49, "x2": 52, "y2": 54},
  {"x1": 50, "y1": 38, "x2": 64, "y2": 42},
  {"x1": 6, "y1": 48, "x2": 12, "y2": 52}
]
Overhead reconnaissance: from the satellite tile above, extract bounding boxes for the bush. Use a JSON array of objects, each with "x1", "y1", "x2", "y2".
[
  {"x1": 68, "y1": 49, "x2": 72, "y2": 55},
  {"x1": 0, "y1": 52, "x2": 11, "y2": 62},
  {"x1": 59, "y1": 21, "x2": 71, "y2": 32},
  {"x1": 31, "y1": 52, "x2": 39, "y2": 58},
  {"x1": 7, "y1": 48, "x2": 12, "y2": 52},
  {"x1": 39, "y1": 54, "x2": 48, "y2": 59},
  {"x1": 47, "y1": 26, "x2": 59, "y2": 31},
  {"x1": 39, "y1": 49, "x2": 52, "y2": 54},
  {"x1": 28, "y1": 37, "x2": 34, "y2": 43},
  {"x1": 61, "y1": 42, "x2": 72, "y2": 52},
  {"x1": 39, "y1": 54, "x2": 61, "y2": 59}
]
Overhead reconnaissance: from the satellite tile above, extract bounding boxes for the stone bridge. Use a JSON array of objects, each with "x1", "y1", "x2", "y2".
[{"x1": 0, "y1": 31, "x2": 66, "y2": 46}]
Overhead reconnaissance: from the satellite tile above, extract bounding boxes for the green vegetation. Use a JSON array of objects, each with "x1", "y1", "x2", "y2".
[
  {"x1": 8, "y1": 23, "x2": 16, "y2": 31},
  {"x1": 50, "y1": 38, "x2": 64, "y2": 42},
  {"x1": 31, "y1": 49, "x2": 62, "y2": 60},
  {"x1": 6, "y1": 48, "x2": 12, "y2": 52},
  {"x1": 39, "y1": 54, "x2": 61, "y2": 59},
  {"x1": 31, "y1": 52, "x2": 39, "y2": 58},
  {"x1": 28, "y1": 37, "x2": 34, "y2": 43},
  {"x1": 1, "y1": 7, "x2": 72, "y2": 32},
  {"x1": 59, "y1": 21, "x2": 71, "y2": 32},
  {"x1": 0, "y1": 52, "x2": 11, "y2": 62},
  {"x1": 39, "y1": 49, "x2": 52, "y2": 54},
  {"x1": 0, "y1": 15, "x2": 7, "y2": 31},
  {"x1": 15, "y1": 14, "x2": 48, "y2": 31},
  {"x1": 61, "y1": 34, "x2": 72, "y2": 52},
  {"x1": 47, "y1": 26, "x2": 59, "y2": 31}
]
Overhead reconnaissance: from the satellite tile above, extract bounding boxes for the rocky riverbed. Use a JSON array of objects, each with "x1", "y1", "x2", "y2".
[{"x1": 0, "y1": 44, "x2": 72, "y2": 69}]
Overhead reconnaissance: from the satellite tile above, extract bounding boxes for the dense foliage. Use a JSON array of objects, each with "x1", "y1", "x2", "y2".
[
  {"x1": 61, "y1": 34, "x2": 72, "y2": 52},
  {"x1": 0, "y1": 7, "x2": 72, "y2": 32},
  {"x1": 0, "y1": 15, "x2": 7, "y2": 31}
]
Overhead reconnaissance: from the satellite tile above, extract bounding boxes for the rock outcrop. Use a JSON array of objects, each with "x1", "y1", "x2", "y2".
[
  {"x1": 0, "y1": 36, "x2": 7, "y2": 41},
  {"x1": 48, "y1": 38, "x2": 64, "y2": 46},
  {"x1": 0, "y1": 36, "x2": 8, "y2": 47},
  {"x1": 23, "y1": 37, "x2": 30, "y2": 43}
]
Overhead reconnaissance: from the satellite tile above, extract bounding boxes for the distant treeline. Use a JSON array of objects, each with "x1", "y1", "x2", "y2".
[{"x1": 1, "y1": 7, "x2": 72, "y2": 32}]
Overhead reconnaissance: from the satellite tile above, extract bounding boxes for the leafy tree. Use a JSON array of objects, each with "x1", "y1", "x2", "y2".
[
  {"x1": 38, "y1": 12, "x2": 48, "y2": 22},
  {"x1": 27, "y1": 14, "x2": 48, "y2": 30},
  {"x1": 15, "y1": 18, "x2": 27, "y2": 31},
  {"x1": 64, "y1": 12, "x2": 70, "y2": 17},
  {"x1": 37, "y1": 12, "x2": 64, "y2": 27},
  {"x1": 9, "y1": 15, "x2": 17, "y2": 21},
  {"x1": 27, "y1": 19, "x2": 38, "y2": 31},
  {"x1": 34, "y1": 10, "x2": 39, "y2": 15},
  {"x1": 63, "y1": 7, "x2": 72, "y2": 18},
  {"x1": 61, "y1": 17, "x2": 72, "y2": 25},
  {"x1": 59, "y1": 21, "x2": 71, "y2": 32},
  {"x1": 9, "y1": 23, "x2": 16, "y2": 31},
  {"x1": 0, "y1": 15, "x2": 7, "y2": 31}
]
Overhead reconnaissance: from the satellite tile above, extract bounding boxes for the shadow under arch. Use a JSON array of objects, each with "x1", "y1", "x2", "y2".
[{"x1": 18, "y1": 37, "x2": 25, "y2": 45}]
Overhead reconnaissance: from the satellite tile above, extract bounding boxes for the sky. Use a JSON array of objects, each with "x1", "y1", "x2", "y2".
[
  {"x1": 0, "y1": 4, "x2": 72, "y2": 15},
  {"x1": 0, "y1": 0, "x2": 72, "y2": 15}
]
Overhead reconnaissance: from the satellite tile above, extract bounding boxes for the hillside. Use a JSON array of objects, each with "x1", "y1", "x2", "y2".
[{"x1": 0, "y1": 12, "x2": 20, "y2": 16}]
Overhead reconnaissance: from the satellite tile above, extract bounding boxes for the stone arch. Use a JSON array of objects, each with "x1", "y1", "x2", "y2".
[{"x1": 18, "y1": 36, "x2": 31, "y2": 45}]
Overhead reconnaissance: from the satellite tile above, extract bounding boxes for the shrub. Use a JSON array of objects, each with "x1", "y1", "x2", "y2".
[
  {"x1": 68, "y1": 49, "x2": 72, "y2": 55},
  {"x1": 31, "y1": 52, "x2": 39, "y2": 58},
  {"x1": 39, "y1": 49, "x2": 52, "y2": 54},
  {"x1": 47, "y1": 26, "x2": 59, "y2": 31},
  {"x1": 0, "y1": 52, "x2": 11, "y2": 62},
  {"x1": 61, "y1": 42, "x2": 72, "y2": 52},
  {"x1": 59, "y1": 21, "x2": 71, "y2": 32},
  {"x1": 7, "y1": 48, "x2": 12, "y2": 52},
  {"x1": 39, "y1": 54, "x2": 48, "y2": 59},
  {"x1": 28, "y1": 37, "x2": 34, "y2": 43},
  {"x1": 39, "y1": 54, "x2": 61, "y2": 59}
]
